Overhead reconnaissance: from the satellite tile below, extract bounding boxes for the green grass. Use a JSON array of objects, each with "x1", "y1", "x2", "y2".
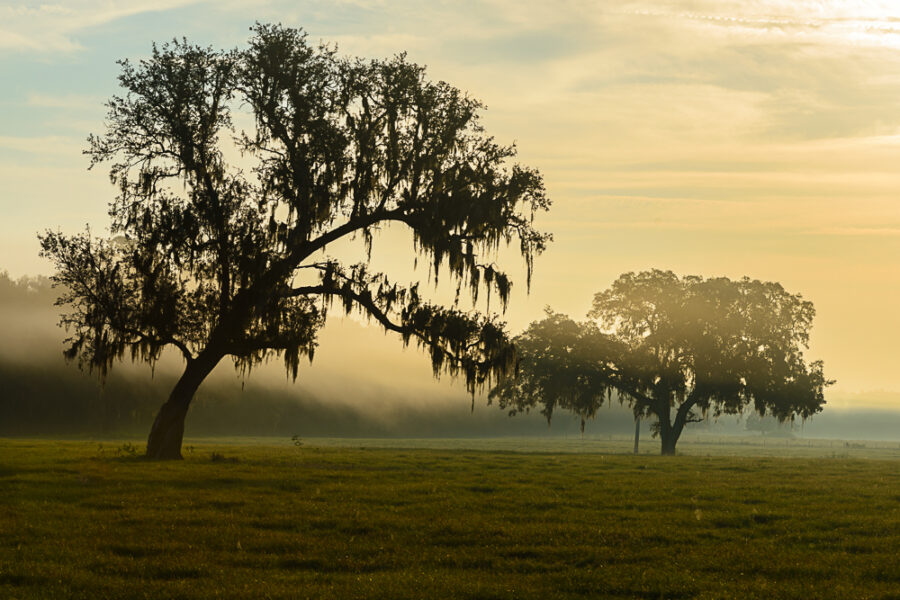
[{"x1": 2, "y1": 439, "x2": 900, "y2": 599}]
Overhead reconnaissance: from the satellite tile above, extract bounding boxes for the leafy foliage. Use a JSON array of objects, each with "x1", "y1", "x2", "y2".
[
  {"x1": 39, "y1": 24, "x2": 549, "y2": 397},
  {"x1": 491, "y1": 270, "x2": 832, "y2": 453},
  {"x1": 489, "y1": 310, "x2": 623, "y2": 432}
]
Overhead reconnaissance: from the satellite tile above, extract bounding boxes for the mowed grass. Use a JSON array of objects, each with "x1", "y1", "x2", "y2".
[{"x1": 2, "y1": 439, "x2": 900, "y2": 599}]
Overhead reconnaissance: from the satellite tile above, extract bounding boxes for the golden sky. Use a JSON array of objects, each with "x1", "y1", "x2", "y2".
[{"x1": 2, "y1": 1, "x2": 900, "y2": 397}]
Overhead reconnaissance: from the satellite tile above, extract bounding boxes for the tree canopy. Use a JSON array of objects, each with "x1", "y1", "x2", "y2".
[
  {"x1": 39, "y1": 24, "x2": 550, "y2": 458},
  {"x1": 490, "y1": 270, "x2": 831, "y2": 454}
]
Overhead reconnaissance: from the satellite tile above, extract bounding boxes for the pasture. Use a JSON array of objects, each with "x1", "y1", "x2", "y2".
[{"x1": 2, "y1": 438, "x2": 899, "y2": 599}]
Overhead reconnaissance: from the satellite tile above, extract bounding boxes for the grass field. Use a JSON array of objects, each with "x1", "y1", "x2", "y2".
[{"x1": 2, "y1": 438, "x2": 900, "y2": 599}]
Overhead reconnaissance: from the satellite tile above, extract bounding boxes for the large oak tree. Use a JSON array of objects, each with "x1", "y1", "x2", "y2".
[
  {"x1": 490, "y1": 271, "x2": 831, "y2": 455},
  {"x1": 40, "y1": 25, "x2": 550, "y2": 459}
]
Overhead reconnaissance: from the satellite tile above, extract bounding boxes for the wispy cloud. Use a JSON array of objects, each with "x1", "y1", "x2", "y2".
[
  {"x1": 0, "y1": 135, "x2": 83, "y2": 155},
  {"x1": 26, "y1": 93, "x2": 102, "y2": 110},
  {"x1": 813, "y1": 226, "x2": 900, "y2": 237},
  {"x1": 0, "y1": 1, "x2": 207, "y2": 53},
  {"x1": 615, "y1": 1, "x2": 900, "y2": 49}
]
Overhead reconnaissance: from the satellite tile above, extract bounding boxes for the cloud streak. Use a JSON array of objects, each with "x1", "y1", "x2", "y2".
[
  {"x1": 0, "y1": 135, "x2": 82, "y2": 155},
  {"x1": 0, "y1": 1, "x2": 207, "y2": 53}
]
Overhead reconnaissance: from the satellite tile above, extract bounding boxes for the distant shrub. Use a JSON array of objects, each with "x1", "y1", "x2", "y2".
[{"x1": 115, "y1": 443, "x2": 138, "y2": 458}]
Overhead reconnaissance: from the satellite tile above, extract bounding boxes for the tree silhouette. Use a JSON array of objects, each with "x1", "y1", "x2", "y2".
[
  {"x1": 491, "y1": 271, "x2": 831, "y2": 455},
  {"x1": 39, "y1": 25, "x2": 550, "y2": 459}
]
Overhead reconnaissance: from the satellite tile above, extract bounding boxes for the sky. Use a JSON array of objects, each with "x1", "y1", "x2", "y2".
[{"x1": 2, "y1": 0, "x2": 900, "y2": 401}]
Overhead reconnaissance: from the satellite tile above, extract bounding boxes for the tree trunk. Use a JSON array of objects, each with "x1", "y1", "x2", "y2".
[
  {"x1": 663, "y1": 393, "x2": 700, "y2": 457},
  {"x1": 660, "y1": 432, "x2": 677, "y2": 456},
  {"x1": 656, "y1": 404, "x2": 677, "y2": 456},
  {"x1": 146, "y1": 349, "x2": 222, "y2": 460}
]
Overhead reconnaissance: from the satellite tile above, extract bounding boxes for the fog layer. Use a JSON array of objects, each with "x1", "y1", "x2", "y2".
[{"x1": 2, "y1": 271, "x2": 898, "y2": 441}]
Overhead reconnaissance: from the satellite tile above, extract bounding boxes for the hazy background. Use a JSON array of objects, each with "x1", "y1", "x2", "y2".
[
  {"x1": 3, "y1": 272, "x2": 899, "y2": 441},
  {"x1": 2, "y1": 1, "x2": 900, "y2": 436}
]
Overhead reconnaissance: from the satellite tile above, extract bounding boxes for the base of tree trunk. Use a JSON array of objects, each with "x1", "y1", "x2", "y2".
[
  {"x1": 660, "y1": 439, "x2": 677, "y2": 456},
  {"x1": 146, "y1": 401, "x2": 188, "y2": 460}
]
